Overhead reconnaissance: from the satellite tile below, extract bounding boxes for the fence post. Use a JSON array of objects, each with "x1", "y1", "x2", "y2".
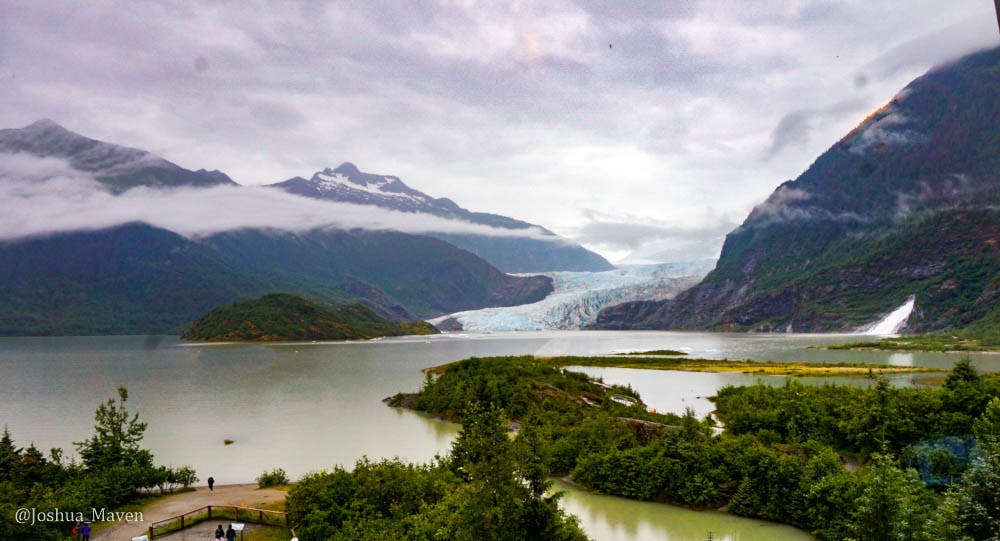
[
  {"x1": 259, "y1": 510, "x2": 263, "y2": 524},
  {"x1": 148, "y1": 525, "x2": 154, "y2": 539},
  {"x1": 180, "y1": 515, "x2": 185, "y2": 530},
  {"x1": 208, "y1": 505, "x2": 212, "y2": 519}
]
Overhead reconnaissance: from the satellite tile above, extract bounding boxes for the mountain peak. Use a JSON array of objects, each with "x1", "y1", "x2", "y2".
[
  {"x1": 24, "y1": 118, "x2": 67, "y2": 132},
  {"x1": 333, "y1": 162, "x2": 361, "y2": 176}
]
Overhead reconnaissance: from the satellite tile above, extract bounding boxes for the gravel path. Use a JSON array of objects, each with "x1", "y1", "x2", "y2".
[{"x1": 92, "y1": 484, "x2": 287, "y2": 541}]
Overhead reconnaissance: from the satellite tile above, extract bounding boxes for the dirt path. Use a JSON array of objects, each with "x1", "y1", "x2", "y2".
[{"x1": 92, "y1": 484, "x2": 287, "y2": 541}]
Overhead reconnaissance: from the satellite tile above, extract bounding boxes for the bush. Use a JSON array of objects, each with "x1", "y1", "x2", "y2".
[{"x1": 256, "y1": 468, "x2": 289, "y2": 488}]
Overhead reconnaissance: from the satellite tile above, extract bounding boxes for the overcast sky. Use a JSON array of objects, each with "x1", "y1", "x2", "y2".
[{"x1": 1, "y1": 1, "x2": 997, "y2": 263}]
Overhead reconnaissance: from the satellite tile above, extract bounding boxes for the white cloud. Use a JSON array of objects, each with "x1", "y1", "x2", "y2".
[{"x1": 0, "y1": 154, "x2": 554, "y2": 241}]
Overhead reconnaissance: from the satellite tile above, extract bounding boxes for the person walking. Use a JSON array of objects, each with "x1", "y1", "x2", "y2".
[
  {"x1": 226, "y1": 523, "x2": 237, "y2": 541},
  {"x1": 208, "y1": 476, "x2": 215, "y2": 491},
  {"x1": 80, "y1": 521, "x2": 90, "y2": 541}
]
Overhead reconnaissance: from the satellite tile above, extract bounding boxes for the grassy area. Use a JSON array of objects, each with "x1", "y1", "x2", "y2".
[
  {"x1": 821, "y1": 335, "x2": 1000, "y2": 352},
  {"x1": 610, "y1": 349, "x2": 687, "y2": 356},
  {"x1": 425, "y1": 355, "x2": 947, "y2": 377},
  {"x1": 545, "y1": 355, "x2": 948, "y2": 376},
  {"x1": 245, "y1": 527, "x2": 294, "y2": 541}
]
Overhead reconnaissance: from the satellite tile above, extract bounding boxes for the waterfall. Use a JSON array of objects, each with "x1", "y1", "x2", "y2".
[{"x1": 862, "y1": 296, "x2": 915, "y2": 336}]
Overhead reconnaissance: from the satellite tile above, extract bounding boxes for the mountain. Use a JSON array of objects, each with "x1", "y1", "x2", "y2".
[
  {"x1": 183, "y1": 293, "x2": 438, "y2": 342},
  {"x1": 270, "y1": 163, "x2": 614, "y2": 273},
  {"x1": 432, "y1": 259, "x2": 714, "y2": 332},
  {"x1": 0, "y1": 224, "x2": 553, "y2": 336},
  {"x1": 595, "y1": 47, "x2": 1000, "y2": 334},
  {"x1": 0, "y1": 119, "x2": 236, "y2": 192},
  {"x1": 0, "y1": 122, "x2": 555, "y2": 335}
]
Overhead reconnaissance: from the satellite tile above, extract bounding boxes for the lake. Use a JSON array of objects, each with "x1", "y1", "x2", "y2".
[{"x1": 0, "y1": 331, "x2": 989, "y2": 540}]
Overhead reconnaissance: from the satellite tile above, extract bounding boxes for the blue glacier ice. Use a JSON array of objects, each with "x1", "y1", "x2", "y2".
[{"x1": 431, "y1": 259, "x2": 715, "y2": 332}]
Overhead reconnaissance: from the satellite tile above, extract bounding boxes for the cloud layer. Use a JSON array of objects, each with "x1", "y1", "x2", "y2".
[
  {"x1": 0, "y1": 154, "x2": 552, "y2": 241},
  {"x1": 0, "y1": 1, "x2": 997, "y2": 261}
]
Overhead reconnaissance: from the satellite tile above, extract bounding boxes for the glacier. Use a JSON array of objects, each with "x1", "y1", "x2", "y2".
[{"x1": 430, "y1": 259, "x2": 715, "y2": 332}]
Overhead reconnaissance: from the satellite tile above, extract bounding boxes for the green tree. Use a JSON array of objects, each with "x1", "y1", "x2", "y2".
[
  {"x1": 74, "y1": 386, "x2": 152, "y2": 470},
  {"x1": 850, "y1": 454, "x2": 934, "y2": 541}
]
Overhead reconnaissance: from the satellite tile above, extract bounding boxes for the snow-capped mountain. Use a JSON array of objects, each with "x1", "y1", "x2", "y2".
[
  {"x1": 270, "y1": 163, "x2": 614, "y2": 273},
  {"x1": 430, "y1": 259, "x2": 715, "y2": 332},
  {"x1": 274, "y1": 163, "x2": 469, "y2": 217},
  {"x1": 0, "y1": 120, "x2": 236, "y2": 192}
]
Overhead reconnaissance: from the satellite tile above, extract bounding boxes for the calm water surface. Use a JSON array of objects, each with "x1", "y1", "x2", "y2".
[{"x1": 1, "y1": 331, "x2": 992, "y2": 540}]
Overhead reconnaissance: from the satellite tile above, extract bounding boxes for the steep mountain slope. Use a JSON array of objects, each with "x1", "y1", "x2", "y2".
[
  {"x1": 0, "y1": 224, "x2": 259, "y2": 335},
  {"x1": 201, "y1": 228, "x2": 554, "y2": 319},
  {"x1": 0, "y1": 120, "x2": 236, "y2": 191},
  {"x1": 0, "y1": 224, "x2": 552, "y2": 336},
  {"x1": 596, "y1": 46, "x2": 1000, "y2": 333},
  {"x1": 271, "y1": 163, "x2": 614, "y2": 273}
]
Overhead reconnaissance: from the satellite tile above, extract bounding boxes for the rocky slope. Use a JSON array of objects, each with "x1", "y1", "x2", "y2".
[{"x1": 595, "y1": 46, "x2": 1000, "y2": 334}]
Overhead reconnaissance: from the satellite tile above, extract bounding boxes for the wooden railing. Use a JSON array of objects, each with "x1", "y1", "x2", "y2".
[{"x1": 146, "y1": 505, "x2": 288, "y2": 539}]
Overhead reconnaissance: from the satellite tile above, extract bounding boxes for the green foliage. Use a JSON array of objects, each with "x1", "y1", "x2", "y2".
[
  {"x1": 75, "y1": 386, "x2": 150, "y2": 470},
  {"x1": 393, "y1": 355, "x2": 1000, "y2": 541},
  {"x1": 287, "y1": 406, "x2": 588, "y2": 541},
  {"x1": 0, "y1": 388, "x2": 196, "y2": 538},
  {"x1": 256, "y1": 468, "x2": 289, "y2": 488},
  {"x1": 849, "y1": 454, "x2": 937, "y2": 541},
  {"x1": 183, "y1": 293, "x2": 439, "y2": 341}
]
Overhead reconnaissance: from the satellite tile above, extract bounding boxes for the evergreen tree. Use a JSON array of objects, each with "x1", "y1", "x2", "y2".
[{"x1": 74, "y1": 386, "x2": 152, "y2": 469}]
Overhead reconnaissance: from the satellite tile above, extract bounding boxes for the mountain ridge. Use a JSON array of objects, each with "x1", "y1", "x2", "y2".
[
  {"x1": 0, "y1": 120, "x2": 237, "y2": 192},
  {"x1": 271, "y1": 162, "x2": 615, "y2": 273}
]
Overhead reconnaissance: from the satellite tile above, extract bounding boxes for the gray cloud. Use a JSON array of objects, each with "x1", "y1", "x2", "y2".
[
  {"x1": 765, "y1": 98, "x2": 869, "y2": 159},
  {"x1": 571, "y1": 208, "x2": 737, "y2": 263},
  {"x1": 0, "y1": 1, "x2": 996, "y2": 262}
]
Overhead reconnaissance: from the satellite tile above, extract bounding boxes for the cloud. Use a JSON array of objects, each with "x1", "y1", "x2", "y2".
[
  {"x1": 764, "y1": 98, "x2": 869, "y2": 159},
  {"x1": 0, "y1": 0, "x2": 997, "y2": 263},
  {"x1": 857, "y1": 15, "x2": 999, "y2": 83},
  {"x1": 0, "y1": 153, "x2": 554, "y2": 242},
  {"x1": 570, "y1": 208, "x2": 738, "y2": 263}
]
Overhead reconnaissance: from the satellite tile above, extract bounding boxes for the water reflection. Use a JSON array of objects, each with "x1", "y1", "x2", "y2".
[
  {"x1": 555, "y1": 480, "x2": 814, "y2": 541},
  {"x1": 887, "y1": 353, "x2": 915, "y2": 366}
]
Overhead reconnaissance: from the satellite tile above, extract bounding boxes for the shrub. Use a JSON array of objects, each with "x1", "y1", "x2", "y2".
[{"x1": 256, "y1": 468, "x2": 289, "y2": 488}]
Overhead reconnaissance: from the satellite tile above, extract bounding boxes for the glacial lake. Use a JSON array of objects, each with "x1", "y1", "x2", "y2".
[{"x1": 1, "y1": 331, "x2": 993, "y2": 540}]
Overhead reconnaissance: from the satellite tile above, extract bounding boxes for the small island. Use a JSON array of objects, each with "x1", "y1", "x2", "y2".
[{"x1": 183, "y1": 293, "x2": 439, "y2": 342}]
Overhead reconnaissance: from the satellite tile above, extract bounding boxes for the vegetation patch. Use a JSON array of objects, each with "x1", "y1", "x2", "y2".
[
  {"x1": 382, "y1": 355, "x2": 1000, "y2": 540},
  {"x1": 821, "y1": 334, "x2": 1000, "y2": 352},
  {"x1": 610, "y1": 349, "x2": 687, "y2": 356},
  {"x1": 183, "y1": 293, "x2": 438, "y2": 342},
  {"x1": 540, "y1": 355, "x2": 946, "y2": 376}
]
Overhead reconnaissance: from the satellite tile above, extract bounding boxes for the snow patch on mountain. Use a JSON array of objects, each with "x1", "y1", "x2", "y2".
[{"x1": 431, "y1": 259, "x2": 715, "y2": 331}]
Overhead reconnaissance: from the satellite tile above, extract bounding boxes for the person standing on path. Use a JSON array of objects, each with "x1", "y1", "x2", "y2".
[
  {"x1": 208, "y1": 476, "x2": 215, "y2": 491},
  {"x1": 215, "y1": 524, "x2": 225, "y2": 540},
  {"x1": 80, "y1": 521, "x2": 90, "y2": 541},
  {"x1": 226, "y1": 524, "x2": 236, "y2": 541}
]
